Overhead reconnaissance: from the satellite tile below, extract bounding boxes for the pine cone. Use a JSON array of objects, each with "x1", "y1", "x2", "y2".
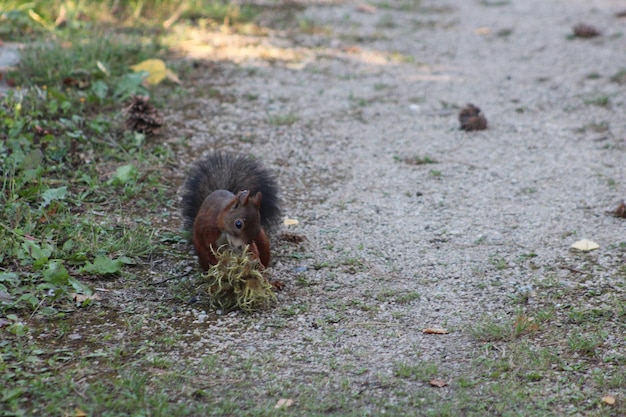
[
  {"x1": 123, "y1": 95, "x2": 164, "y2": 135},
  {"x1": 459, "y1": 103, "x2": 487, "y2": 131},
  {"x1": 573, "y1": 23, "x2": 600, "y2": 38}
]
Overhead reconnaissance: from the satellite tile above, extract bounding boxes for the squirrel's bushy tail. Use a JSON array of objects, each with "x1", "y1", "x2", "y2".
[{"x1": 181, "y1": 152, "x2": 281, "y2": 233}]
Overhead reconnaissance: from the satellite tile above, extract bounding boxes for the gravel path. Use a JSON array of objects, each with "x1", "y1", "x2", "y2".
[{"x1": 165, "y1": 0, "x2": 625, "y2": 412}]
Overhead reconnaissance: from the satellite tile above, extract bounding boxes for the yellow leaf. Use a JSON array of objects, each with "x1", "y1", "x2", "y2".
[
  {"x1": 570, "y1": 239, "x2": 599, "y2": 252},
  {"x1": 283, "y1": 217, "x2": 299, "y2": 226},
  {"x1": 130, "y1": 59, "x2": 179, "y2": 86},
  {"x1": 74, "y1": 408, "x2": 88, "y2": 417},
  {"x1": 274, "y1": 398, "x2": 294, "y2": 409},
  {"x1": 165, "y1": 69, "x2": 181, "y2": 84},
  {"x1": 601, "y1": 395, "x2": 615, "y2": 405},
  {"x1": 97, "y1": 60, "x2": 110, "y2": 76},
  {"x1": 28, "y1": 9, "x2": 46, "y2": 25}
]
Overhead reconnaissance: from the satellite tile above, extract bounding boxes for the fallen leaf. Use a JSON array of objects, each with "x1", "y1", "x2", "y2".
[
  {"x1": 130, "y1": 59, "x2": 180, "y2": 86},
  {"x1": 570, "y1": 239, "x2": 599, "y2": 252},
  {"x1": 71, "y1": 293, "x2": 100, "y2": 304},
  {"x1": 279, "y1": 232, "x2": 306, "y2": 243},
  {"x1": 601, "y1": 395, "x2": 615, "y2": 405},
  {"x1": 0, "y1": 290, "x2": 15, "y2": 305},
  {"x1": 274, "y1": 398, "x2": 294, "y2": 409},
  {"x1": 28, "y1": 9, "x2": 46, "y2": 26},
  {"x1": 165, "y1": 68, "x2": 181, "y2": 84},
  {"x1": 63, "y1": 77, "x2": 89, "y2": 89},
  {"x1": 423, "y1": 328, "x2": 449, "y2": 334},
  {"x1": 515, "y1": 315, "x2": 539, "y2": 332},
  {"x1": 55, "y1": 4, "x2": 67, "y2": 26},
  {"x1": 97, "y1": 60, "x2": 110, "y2": 76},
  {"x1": 342, "y1": 46, "x2": 361, "y2": 54},
  {"x1": 356, "y1": 4, "x2": 377, "y2": 13},
  {"x1": 283, "y1": 217, "x2": 299, "y2": 226},
  {"x1": 429, "y1": 379, "x2": 448, "y2": 388},
  {"x1": 73, "y1": 408, "x2": 88, "y2": 417},
  {"x1": 601, "y1": 395, "x2": 616, "y2": 405}
]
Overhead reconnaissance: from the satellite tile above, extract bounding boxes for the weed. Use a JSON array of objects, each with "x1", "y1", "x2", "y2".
[
  {"x1": 398, "y1": 155, "x2": 438, "y2": 165},
  {"x1": 489, "y1": 256, "x2": 508, "y2": 270},
  {"x1": 394, "y1": 361, "x2": 439, "y2": 381},
  {"x1": 520, "y1": 186, "x2": 536, "y2": 194},
  {"x1": 567, "y1": 333, "x2": 601, "y2": 356},
  {"x1": 396, "y1": 291, "x2": 420, "y2": 304},
  {"x1": 471, "y1": 312, "x2": 536, "y2": 342},
  {"x1": 584, "y1": 95, "x2": 611, "y2": 108},
  {"x1": 610, "y1": 68, "x2": 626, "y2": 84},
  {"x1": 267, "y1": 113, "x2": 299, "y2": 126},
  {"x1": 0, "y1": 3, "x2": 177, "y2": 319}
]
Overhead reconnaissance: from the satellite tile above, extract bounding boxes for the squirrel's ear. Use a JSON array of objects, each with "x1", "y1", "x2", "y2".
[
  {"x1": 250, "y1": 191, "x2": 262, "y2": 209},
  {"x1": 234, "y1": 190, "x2": 250, "y2": 208}
]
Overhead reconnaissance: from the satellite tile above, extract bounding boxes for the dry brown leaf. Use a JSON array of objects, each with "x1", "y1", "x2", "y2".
[
  {"x1": 526, "y1": 322, "x2": 539, "y2": 331},
  {"x1": 71, "y1": 293, "x2": 100, "y2": 304},
  {"x1": 429, "y1": 379, "x2": 448, "y2": 388},
  {"x1": 342, "y1": 46, "x2": 362, "y2": 54},
  {"x1": 515, "y1": 315, "x2": 539, "y2": 332},
  {"x1": 279, "y1": 232, "x2": 306, "y2": 244},
  {"x1": 601, "y1": 395, "x2": 616, "y2": 405},
  {"x1": 274, "y1": 398, "x2": 294, "y2": 409},
  {"x1": 423, "y1": 328, "x2": 449, "y2": 335},
  {"x1": 356, "y1": 4, "x2": 377, "y2": 13}
]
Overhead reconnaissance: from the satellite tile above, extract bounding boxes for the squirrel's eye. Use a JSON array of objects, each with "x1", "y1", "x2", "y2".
[{"x1": 234, "y1": 219, "x2": 243, "y2": 229}]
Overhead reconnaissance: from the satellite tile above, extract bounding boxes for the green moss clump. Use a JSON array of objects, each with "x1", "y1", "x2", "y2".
[{"x1": 200, "y1": 245, "x2": 276, "y2": 312}]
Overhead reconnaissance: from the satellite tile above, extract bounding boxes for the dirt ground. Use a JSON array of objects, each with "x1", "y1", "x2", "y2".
[{"x1": 57, "y1": 0, "x2": 626, "y2": 414}]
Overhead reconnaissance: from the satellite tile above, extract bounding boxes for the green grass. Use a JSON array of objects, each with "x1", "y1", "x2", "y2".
[
  {"x1": 394, "y1": 361, "x2": 439, "y2": 381},
  {"x1": 267, "y1": 113, "x2": 299, "y2": 126},
  {"x1": 395, "y1": 154, "x2": 438, "y2": 165},
  {"x1": 584, "y1": 94, "x2": 611, "y2": 108},
  {"x1": 0, "y1": 0, "x2": 184, "y2": 316}
]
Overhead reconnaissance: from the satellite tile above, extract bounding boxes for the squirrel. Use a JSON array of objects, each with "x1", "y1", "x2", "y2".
[{"x1": 181, "y1": 152, "x2": 281, "y2": 270}]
